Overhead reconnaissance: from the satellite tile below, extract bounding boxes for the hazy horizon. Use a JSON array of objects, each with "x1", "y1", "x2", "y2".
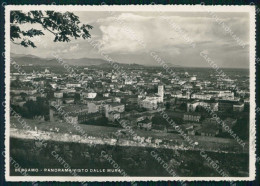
[{"x1": 10, "y1": 52, "x2": 250, "y2": 70}]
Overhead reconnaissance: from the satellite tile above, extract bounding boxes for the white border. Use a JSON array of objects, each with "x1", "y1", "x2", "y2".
[{"x1": 4, "y1": 5, "x2": 256, "y2": 182}]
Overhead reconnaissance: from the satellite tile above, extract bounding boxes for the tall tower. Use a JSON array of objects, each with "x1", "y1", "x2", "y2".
[
  {"x1": 158, "y1": 85, "x2": 164, "y2": 102},
  {"x1": 49, "y1": 108, "x2": 54, "y2": 122}
]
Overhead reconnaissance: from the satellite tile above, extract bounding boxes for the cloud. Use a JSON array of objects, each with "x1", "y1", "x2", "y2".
[
  {"x1": 96, "y1": 12, "x2": 249, "y2": 55},
  {"x1": 69, "y1": 44, "x2": 79, "y2": 51}
]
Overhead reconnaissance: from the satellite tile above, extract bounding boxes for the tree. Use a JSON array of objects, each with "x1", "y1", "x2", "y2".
[
  {"x1": 74, "y1": 93, "x2": 81, "y2": 102},
  {"x1": 179, "y1": 103, "x2": 187, "y2": 111},
  {"x1": 10, "y1": 79, "x2": 22, "y2": 88},
  {"x1": 23, "y1": 100, "x2": 49, "y2": 118},
  {"x1": 165, "y1": 102, "x2": 171, "y2": 110},
  {"x1": 230, "y1": 115, "x2": 249, "y2": 140},
  {"x1": 20, "y1": 92, "x2": 27, "y2": 101},
  {"x1": 11, "y1": 11, "x2": 93, "y2": 48}
]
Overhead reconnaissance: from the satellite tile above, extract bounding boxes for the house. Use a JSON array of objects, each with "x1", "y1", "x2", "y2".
[
  {"x1": 187, "y1": 101, "x2": 200, "y2": 112},
  {"x1": 137, "y1": 119, "x2": 152, "y2": 130},
  {"x1": 113, "y1": 97, "x2": 121, "y2": 103},
  {"x1": 202, "y1": 118, "x2": 219, "y2": 125},
  {"x1": 35, "y1": 93, "x2": 47, "y2": 98},
  {"x1": 107, "y1": 111, "x2": 121, "y2": 122},
  {"x1": 125, "y1": 79, "x2": 133, "y2": 85},
  {"x1": 64, "y1": 98, "x2": 74, "y2": 104},
  {"x1": 171, "y1": 91, "x2": 188, "y2": 99},
  {"x1": 183, "y1": 113, "x2": 201, "y2": 122},
  {"x1": 61, "y1": 105, "x2": 89, "y2": 124},
  {"x1": 54, "y1": 92, "x2": 63, "y2": 98},
  {"x1": 145, "y1": 137, "x2": 152, "y2": 143},
  {"x1": 50, "y1": 83, "x2": 58, "y2": 89},
  {"x1": 13, "y1": 100, "x2": 26, "y2": 107},
  {"x1": 124, "y1": 112, "x2": 154, "y2": 127},
  {"x1": 66, "y1": 83, "x2": 81, "y2": 88},
  {"x1": 49, "y1": 98, "x2": 63, "y2": 106},
  {"x1": 11, "y1": 87, "x2": 37, "y2": 95},
  {"x1": 83, "y1": 97, "x2": 113, "y2": 105},
  {"x1": 133, "y1": 136, "x2": 145, "y2": 143},
  {"x1": 104, "y1": 103, "x2": 125, "y2": 117},
  {"x1": 139, "y1": 97, "x2": 158, "y2": 110},
  {"x1": 197, "y1": 125, "x2": 220, "y2": 137},
  {"x1": 103, "y1": 93, "x2": 110, "y2": 97},
  {"x1": 11, "y1": 73, "x2": 27, "y2": 81},
  {"x1": 187, "y1": 100, "x2": 218, "y2": 112},
  {"x1": 11, "y1": 95, "x2": 22, "y2": 102},
  {"x1": 81, "y1": 92, "x2": 97, "y2": 99},
  {"x1": 233, "y1": 103, "x2": 244, "y2": 112},
  {"x1": 187, "y1": 129, "x2": 195, "y2": 135},
  {"x1": 191, "y1": 93, "x2": 213, "y2": 100},
  {"x1": 155, "y1": 139, "x2": 163, "y2": 145},
  {"x1": 127, "y1": 97, "x2": 138, "y2": 104},
  {"x1": 218, "y1": 100, "x2": 238, "y2": 112},
  {"x1": 190, "y1": 76, "x2": 196, "y2": 81},
  {"x1": 61, "y1": 89, "x2": 76, "y2": 93},
  {"x1": 26, "y1": 95, "x2": 37, "y2": 101},
  {"x1": 87, "y1": 102, "x2": 100, "y2": 113}
]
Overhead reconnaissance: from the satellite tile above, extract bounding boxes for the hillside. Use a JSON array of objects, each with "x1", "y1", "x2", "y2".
[{"x1": 11, "y1": 53, "x2": 108, "y2": 66}]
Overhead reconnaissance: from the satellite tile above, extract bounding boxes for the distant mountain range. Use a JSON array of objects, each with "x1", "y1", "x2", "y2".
[
  {"x1": 11, "y1": 53, "x2": 111, "y2": 67},
  {"x1": 10, "y1": 53, "x2": 184, "y2": 69},
  {"x1": 10, "y1": 53, "x2": 149, "y2": 69}
]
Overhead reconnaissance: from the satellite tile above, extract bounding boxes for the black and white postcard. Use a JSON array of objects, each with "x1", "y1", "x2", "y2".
[{"x1": 3, "y1": 5, "x2": 256, "y2": 182}]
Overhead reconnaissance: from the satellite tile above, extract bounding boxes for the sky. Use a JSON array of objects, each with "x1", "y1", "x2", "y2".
[{"x1": 11, "y1": 11, "x2": 250, "y2": 68}]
